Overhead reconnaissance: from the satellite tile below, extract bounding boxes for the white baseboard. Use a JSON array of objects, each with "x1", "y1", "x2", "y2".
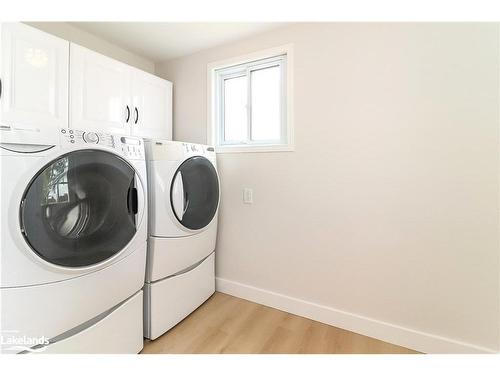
[{"x1": 215, "y1": 277, "x2": 496, "y2": 354}]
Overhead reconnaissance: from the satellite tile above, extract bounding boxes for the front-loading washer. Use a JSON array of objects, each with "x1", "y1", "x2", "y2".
[
  {"x1": 144, "y1": 140, "x2": 219, "y2": 340},
  {"x1": 0, "y1": 127, "x2": 147, "y2": 353}
]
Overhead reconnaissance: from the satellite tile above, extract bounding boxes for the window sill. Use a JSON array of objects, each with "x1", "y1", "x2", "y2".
[{"x1": 215, "y1": 144, "x2": 295, "y2": 154}]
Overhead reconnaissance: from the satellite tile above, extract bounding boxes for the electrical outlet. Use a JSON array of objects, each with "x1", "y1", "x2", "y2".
[{"x1": 243, "y1": 188, "x2": 253, "y2": 204}]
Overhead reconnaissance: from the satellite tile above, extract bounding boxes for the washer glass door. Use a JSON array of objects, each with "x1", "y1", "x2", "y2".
[
  {"x1": 20, "y1": 149, "x2": 138, "y2": 267},
  {"x1": 170, "y1": 156, "x2": 219, "y2": 230}
]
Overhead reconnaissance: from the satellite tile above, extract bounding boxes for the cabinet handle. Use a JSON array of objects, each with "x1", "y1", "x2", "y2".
[
  {"x1": 126, "y1": 105, "x2": 130, "y2": 123},
  {"x1": 134, "y1": 107, "x2": 139, "y2": 124},
  {"x1": 0, "y1": 78, "x2": 2, "y2": 100}
]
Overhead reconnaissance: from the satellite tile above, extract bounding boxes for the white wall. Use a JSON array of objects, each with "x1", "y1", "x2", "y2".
[
  {"x1": 26, "y1": 22, "x2": 155, "y2": 73},
  {"x1": 156, "y1": 23, "x2": 499, "y2": 353}
]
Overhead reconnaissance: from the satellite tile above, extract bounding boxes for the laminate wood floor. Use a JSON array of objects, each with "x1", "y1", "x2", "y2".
[{"x1": 141, "y1": 292, "x2": 418, "y2": 354}]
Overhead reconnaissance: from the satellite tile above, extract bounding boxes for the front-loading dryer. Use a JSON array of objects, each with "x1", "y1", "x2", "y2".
[
  {"x1": 144, "y1": 140, "x2": 219, "y2": 340},
  {"x1": 0, "y1": 127, "x2": 147, "y2": 353}
]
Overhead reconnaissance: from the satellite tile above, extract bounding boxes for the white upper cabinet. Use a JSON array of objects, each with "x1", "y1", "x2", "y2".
[
  {"x1": 0, "y1": 23, "x2": 69, "y2": 137},
  {"x1": 131, "y1": 69, "x2": 172, "y2": 140},
  {"x1": 70, "y1": 44, "x2": 132, "y2": 135},
  {"x1": 1, "y1": 24, "x2": 172, "y2": 141},
  {"x1": 70, "y1": 43, "x2": 172, "y2": 139}
]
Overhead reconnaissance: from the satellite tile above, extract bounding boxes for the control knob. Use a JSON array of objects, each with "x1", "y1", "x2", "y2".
[{"x1": 83, "y1": 132, "x2": 99, "y2": 144}]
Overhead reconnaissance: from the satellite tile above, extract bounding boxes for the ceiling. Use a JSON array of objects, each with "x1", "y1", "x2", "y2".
[{"x1": 70, "y1": 22, "x2": 285, "y2": 62}]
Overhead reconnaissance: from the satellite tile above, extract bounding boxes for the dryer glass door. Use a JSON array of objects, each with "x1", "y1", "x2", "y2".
[
  {"x1": 20, "y1": 150, "x2": 138, "y2": 267},
  {"x1": 170, "y1": 156, "x2": 219, "y2": 230}
]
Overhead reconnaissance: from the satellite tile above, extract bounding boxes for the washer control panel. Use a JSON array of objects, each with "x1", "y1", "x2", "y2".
[
  {"x1": 119, "y1": 136, "x2": 144, "y2": 159},
  {"x1": 59, "y1": 128, "x2": 144, "y2": 160},
  {"x1": 60, "y1": 128, "x2": 114, "y2": 147}
]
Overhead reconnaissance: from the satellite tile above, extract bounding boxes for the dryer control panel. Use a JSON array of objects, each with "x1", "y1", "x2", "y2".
[
  {"x1": 145, "y1": 140, "x2": 216, "y2": 162},
  {"x1": 180, "y1": 142, "x2": 216, "y2": 156},
  {"x1": 59, "y1": 128, "x2": 145, "y2": 160}
]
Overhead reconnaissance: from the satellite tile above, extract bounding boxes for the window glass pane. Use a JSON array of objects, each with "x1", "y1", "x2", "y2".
[
  {"x1": 251, "y1": 65, "x2": 281, "y2": 141},
  {"x1": 223, "y1": 75, "x2": 247, "y2": 143}
]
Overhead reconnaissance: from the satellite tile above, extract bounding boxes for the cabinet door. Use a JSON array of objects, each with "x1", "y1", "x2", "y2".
[
  {"x1": 70, "y1": 44, "x2": 132, "y2": 135},
  {"x1": 131, "y1": 70, "x2": 172, "y2": 140},
  {"x1": 0, "y1": 23, "x2": 69, "y2": 134}
]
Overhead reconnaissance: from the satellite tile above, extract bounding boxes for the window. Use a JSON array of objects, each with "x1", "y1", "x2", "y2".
[{"x1": 208, "y1": 45, "x2": 293, "y2": 153}]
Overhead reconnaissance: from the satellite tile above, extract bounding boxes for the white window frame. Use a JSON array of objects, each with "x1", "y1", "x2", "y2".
[{"x1": 207, "y1": 44, "x2": 294, "y2": 153}]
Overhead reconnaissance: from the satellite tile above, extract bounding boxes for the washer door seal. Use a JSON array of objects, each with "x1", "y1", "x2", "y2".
[{"x1": 20, "y1": 149, "x2": 138, "y2": 268}]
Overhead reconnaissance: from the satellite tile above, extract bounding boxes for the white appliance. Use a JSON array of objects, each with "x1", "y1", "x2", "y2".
[
  {"x1": 144, "y1": 140, "x2": 219, "y2": 340},
  {"x1": 0, "y1": 127, "x2": 147, "y2": 353}
]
